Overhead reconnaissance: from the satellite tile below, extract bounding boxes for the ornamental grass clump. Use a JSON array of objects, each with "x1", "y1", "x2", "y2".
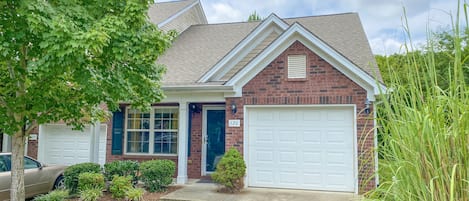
[
  {"x1": 367, "y1": 2, "x2": 469, "y2": 200},
  {"x1": 211, "y1": 148, "x2": 246, "y2": 193}
]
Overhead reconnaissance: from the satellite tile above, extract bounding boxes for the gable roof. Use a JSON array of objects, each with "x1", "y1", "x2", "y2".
[
  {"x1": 158, "y1": 13, "x2": 382, "y2": 88},
  {"x1": 148, "y1": 0, "x2": 198, "y2": 25}
]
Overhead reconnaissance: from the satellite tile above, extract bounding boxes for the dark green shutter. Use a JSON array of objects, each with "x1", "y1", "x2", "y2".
[{"x1": 111, "y1": 110, "x2": 124, "y2": 155}]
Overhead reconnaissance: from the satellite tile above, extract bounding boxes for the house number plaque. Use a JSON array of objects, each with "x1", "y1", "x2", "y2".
[{"x1": 228, "y1": 119, "x2": 241, "y2": 127}]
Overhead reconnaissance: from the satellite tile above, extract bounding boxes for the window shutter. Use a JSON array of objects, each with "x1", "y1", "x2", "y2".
[
  {"x1": 111, "y1": 109, "x2": 124, "y2": 155},
  {"x1": 288, "y1": 55, "x2": 307, "y2": 78}
]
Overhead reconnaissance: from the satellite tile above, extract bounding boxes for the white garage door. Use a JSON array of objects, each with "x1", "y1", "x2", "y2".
[
  {"x1": 38, "y1": 124, "x2": 107, "y2": 166},
  {"x1": 247, "y1": 107, "x2": 355, "y2": 192}
]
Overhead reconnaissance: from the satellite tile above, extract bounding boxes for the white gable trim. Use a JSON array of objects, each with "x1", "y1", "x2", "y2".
[
  {"x1": 225, "y1": 23, "x2": 386, "y2": 101},
  {"x1": 158, "y1": 0, "x2": 205, "y2": 28},
  {"x1": 198, "y1": 14, "x2": 289, "y2": 83}
]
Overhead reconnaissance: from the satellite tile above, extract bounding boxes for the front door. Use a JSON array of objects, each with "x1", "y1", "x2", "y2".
[{"x1": 203, "y1": 107, "x2": 226, "y2": 175}]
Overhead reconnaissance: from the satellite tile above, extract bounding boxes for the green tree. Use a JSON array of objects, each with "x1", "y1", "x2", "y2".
[
  {"x1": 375, "y1": 29, "x2": 469, "y2": 90},
  {"x1": 0, "y1": 1, "x2": 174, "y2": 200},
  {"x1": 247, "y1": 11, "x2": 262, "y2": 22}
]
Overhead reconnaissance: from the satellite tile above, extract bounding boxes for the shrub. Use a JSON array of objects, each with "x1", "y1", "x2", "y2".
[
  {"x1": 79, "y1": 188, "x2": 102, "y2": 201},
  {"x1": 211, "y1": 148, "x2": 246, "y2": 193},
  {"x1": 104, "y1": 160, "x2": 139, "y2": 183},
  {"x1": 139, "y1": 160, "x2": 176, "y2": 192},
  {"x1": 110, "y1": 176, "x2": 133, "y2": 199},
  {"x1": 33, "y1": 189, "x2": 69, "y2": 201},
  {"x1": 64, "y1": 162, "x2": 101, "y2": 194},
  {"x1": 78, "y1": 172, "x2": 105, "y2": 192},
  {"x1": 125, "y1": 187, "x2": 145, "y2": 201}
]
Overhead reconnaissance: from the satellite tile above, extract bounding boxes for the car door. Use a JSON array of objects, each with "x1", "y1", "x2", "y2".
[
  {"x1": 0, "y1": 155, "x2": 11, "y2": 200},
  {"x1": 24, "y1": 156, "x2": 49, "y2": 198}
]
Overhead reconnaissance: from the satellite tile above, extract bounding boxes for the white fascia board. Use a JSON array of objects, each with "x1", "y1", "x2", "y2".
[
  {"x1": 197, "y1": 13, "x2": 289, "y2": 83},
  {"x1": 196, "y1": 0, "x2": 208, "y2": 24},
  {"x1": 158, "y1": 0, "x2": 200, "y2": 28},
  {"x1": 226, "y1": 23, "x2": 384, "y2": 101}
]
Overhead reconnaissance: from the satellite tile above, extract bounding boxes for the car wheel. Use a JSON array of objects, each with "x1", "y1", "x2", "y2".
[{"x1": 53, "y1": 175, "x2": 65, "y2": 190}]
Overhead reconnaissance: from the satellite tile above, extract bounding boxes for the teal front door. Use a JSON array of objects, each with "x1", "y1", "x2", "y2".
[{"x1": 204, "y1": 108, "x2": 226, "y2": 173}]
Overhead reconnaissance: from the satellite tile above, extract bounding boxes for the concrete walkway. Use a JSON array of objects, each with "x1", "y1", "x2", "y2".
[{"x1": 161, "y1": 180, "x2": 361, "y2": 201}]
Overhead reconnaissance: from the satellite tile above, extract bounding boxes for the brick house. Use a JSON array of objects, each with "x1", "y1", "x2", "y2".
[{"x1": 14, "y1": 0, "x2": 385, "y2": 194}]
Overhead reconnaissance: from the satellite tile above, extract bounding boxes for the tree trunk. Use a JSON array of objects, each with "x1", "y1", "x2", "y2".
[{"x1": 10, "y1": 131, "x2": 26, "y2": 201}]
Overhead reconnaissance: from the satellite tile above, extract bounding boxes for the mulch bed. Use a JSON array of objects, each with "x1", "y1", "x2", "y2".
[{"x1": 66, "y1": 185, "x2": 182, "y2": 201}]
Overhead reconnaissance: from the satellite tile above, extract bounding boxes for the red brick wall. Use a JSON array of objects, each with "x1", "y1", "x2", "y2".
[
  {"x1": 188, "y1": 105, "x2": 202, "y2": 178},
  {"x1": 225, "y1": 41, "x2": 375, "y2": 193}
]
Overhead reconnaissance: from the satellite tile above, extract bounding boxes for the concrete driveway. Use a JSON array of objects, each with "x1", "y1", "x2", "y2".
[{"x1": 161, "y1": 180, "x2": 361, "y2": 201}]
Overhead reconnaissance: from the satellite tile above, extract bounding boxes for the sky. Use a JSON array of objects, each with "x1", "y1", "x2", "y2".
[{"x1": 184, "y1": 0, "x2": 461, "y2": 55}]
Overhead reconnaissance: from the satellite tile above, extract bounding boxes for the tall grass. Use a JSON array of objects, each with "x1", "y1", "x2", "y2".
[{"x1": 368, "y1": 2, "x2": 469, "y2": 201}]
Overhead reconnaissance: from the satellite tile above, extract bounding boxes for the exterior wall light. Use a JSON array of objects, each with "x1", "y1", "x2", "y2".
[
  {"x1": 364, "y1": 99, "x2": 371, "y2": 115},
  {"x1": 231, "y1": 102, "x2": 237, "y2": 114}
]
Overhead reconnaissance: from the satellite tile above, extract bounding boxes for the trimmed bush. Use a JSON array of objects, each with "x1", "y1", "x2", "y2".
[
  {"x1": 33, "y1": 189, "x2": 69, "y2": 201},
  {"x1": 125, "y1": 187, "x2": 145, "y2": 201},
  {"x1": 78, "y1": 172, "x2": 105, "y2": 191},
  {"x1": 104, "y1": 160, "x2": 139, "y2": 183},
  {"x1": 139, "y1": 160, "x2": 175, "y2": 192},
  {"x1": 79, "y1": 188, "x2": 102, "y2": 201},
  {"x1": 211, "y1": 148, "x2": 246, "y2": 193},
  {"x1": 110, "y1": 176, "x2": 133, "y2": 199},
  {"x1": 64, "y1": 162, "x2": 101, "y2": 194}
]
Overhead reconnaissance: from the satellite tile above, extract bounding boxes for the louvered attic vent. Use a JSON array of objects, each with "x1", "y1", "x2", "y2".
[{"x1": 287, "y1": 55, "x2": 306, "y2": 78}]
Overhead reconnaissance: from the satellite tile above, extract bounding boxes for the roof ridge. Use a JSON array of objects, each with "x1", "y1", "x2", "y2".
[
  {"x1": 190, "y1": 12, "x2": 358, "y2": 27},
  {"x1": 283, "y1": 12, "x2": 357, "y2": 20},
  {"x1": 153, "y1": 0, "x2": 196, "y2": 5}
]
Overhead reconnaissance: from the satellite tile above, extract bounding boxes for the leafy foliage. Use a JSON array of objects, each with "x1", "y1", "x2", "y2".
[
  {"x1": 109, "y1": 176, "x2": 133, "y2": 199},
  {"x1": 78, "y1": 172, "x2": 105, "y2": 192},
  {"x1": 0, "y1": 1, "x2": 173, "y2": 199},
  {"x1": 33, "y1": 189, "x2": 69, "y2": 201},
  {"x1": 375, "y1": 30, "x2": 469, "y2": 90},
  {"x1": 104, "y1": 160, "x2": 139, "y2": 183},
  {"x1": 79, "y1": 188, "x2": 102, "y2": 201},
  {"x1": 211, "y1": 148, "x2": 246, "y2": 193},
  {"x1": 64, "y1": 163, "x2": 101, "y2": 194},
  {"x1": 247, "y1": 11, "x2": 262, "y2": 22},
  {"x1": 139, "y1": 160, "x2": 176, "y2": 192},
  {"x1": 125, "y1": 187, "x2": 145, "y2": 201}
]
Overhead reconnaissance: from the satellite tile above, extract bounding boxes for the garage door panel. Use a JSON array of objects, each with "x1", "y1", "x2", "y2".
[
  {"x1": 302, "y1": 130, "x2": 322, "y2": 144},
  {"x1": 248, "y1": 107, "x2": 355, "y2": 192}
]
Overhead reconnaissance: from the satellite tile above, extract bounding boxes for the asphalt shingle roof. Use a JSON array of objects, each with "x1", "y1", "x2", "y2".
[
  {"x1": 148, "y1": 0, "x2": 197, "y2": 25},
  {"x1": 157, "y1": 13, "x2": 381, "y2": 86}
]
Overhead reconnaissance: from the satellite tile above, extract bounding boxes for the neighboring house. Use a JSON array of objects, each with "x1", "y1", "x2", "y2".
[{"x1": 24, "y1": 0, "x2": 385, "y2": 194}]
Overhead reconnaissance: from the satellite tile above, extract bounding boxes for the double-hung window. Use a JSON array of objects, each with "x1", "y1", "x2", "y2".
[{"x1": 126, "y1": 107, "x2": 178, "y2": 155}]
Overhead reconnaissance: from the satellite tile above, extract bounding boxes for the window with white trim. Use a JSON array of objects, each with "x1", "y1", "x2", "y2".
[
  {"x1": 288, "y1": 54, "x2": 307, "y2": 78},
  {"x1": 126, "y1": 107, "x2": 178, "y2": 155}
]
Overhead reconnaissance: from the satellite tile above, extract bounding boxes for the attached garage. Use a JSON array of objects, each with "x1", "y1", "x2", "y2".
[
  {"x1": 37, "y1": 124, "x2": 107, "y2": 166},
  {"x1": 245, "y1": 106, "x2": 356, "y2": 192}
]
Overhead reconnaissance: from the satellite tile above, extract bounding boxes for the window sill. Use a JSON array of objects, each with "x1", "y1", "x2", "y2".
[
  {"x1": 287, "y1": 78, "x2": 307, "y2": 82},
  {"x1": 124, "y1": 153, "x2": 178, "y2": 157}
]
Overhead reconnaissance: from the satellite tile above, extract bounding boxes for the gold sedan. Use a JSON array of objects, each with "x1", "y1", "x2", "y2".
[{"x1": 0, "y1": 153, "x2": 66, "y2": 200}]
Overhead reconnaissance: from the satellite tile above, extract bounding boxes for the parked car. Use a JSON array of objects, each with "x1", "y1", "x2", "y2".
[{"x1": 0, "y1": 153, "x2": 66, "y2": 200}]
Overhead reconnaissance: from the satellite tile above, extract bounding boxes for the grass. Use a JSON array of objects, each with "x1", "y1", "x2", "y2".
[{"x1": 366, "y1": 2, "x2": 469, "y2": 201}]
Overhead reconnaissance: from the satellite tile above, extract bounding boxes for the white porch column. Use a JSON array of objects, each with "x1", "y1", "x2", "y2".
[{"x1": 177, "y1": 102, "x2": 189, "y2": 184}]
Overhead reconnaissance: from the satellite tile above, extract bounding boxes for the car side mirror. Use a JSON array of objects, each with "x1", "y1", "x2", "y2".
[{"x1": 38, "y1": 162, "x2": 44, "y2": 170}]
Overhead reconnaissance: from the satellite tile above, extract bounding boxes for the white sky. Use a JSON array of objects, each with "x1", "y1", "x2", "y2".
[{"x1": 159, "y1": 0, "x2": 463, "y2": 55}]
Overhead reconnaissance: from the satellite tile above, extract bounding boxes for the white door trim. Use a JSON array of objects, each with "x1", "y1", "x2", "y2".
[
  {"x1": 243, "y1": 104, "x2": 358, "y2": 194},
  {"x1": 201, "y1": 105, "x2": 225, "y2": 176}
]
